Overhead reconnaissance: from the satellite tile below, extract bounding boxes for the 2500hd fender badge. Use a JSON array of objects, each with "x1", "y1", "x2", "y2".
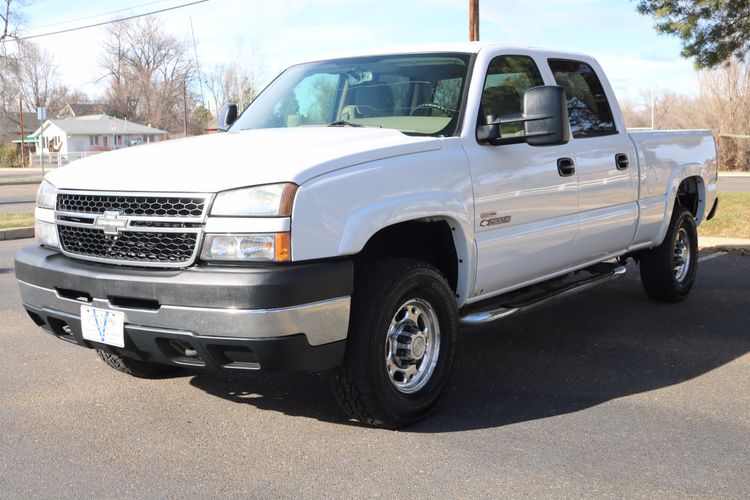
[{"x1": 480, "y1": 215, "x2": 511, "y2": 227}]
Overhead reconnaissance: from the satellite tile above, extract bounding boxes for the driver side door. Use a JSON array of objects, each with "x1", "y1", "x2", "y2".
[{"x1": 465, "y1": 54, "x2": 581, "y2": 300}]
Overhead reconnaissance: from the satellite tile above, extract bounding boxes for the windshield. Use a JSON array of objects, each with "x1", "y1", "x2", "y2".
[{"x1": 230, "y1": 53, "x2": 472, "y2": 136}]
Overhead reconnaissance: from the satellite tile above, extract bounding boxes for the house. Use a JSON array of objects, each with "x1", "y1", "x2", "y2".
[
  {"x1": 1, "y1": 111, "x2": 42, "y2": 165},
  {"x1": 204, "y1": 116, "x2": 219, "y2": 134},
  {"x1": 29, "y1": 114, "x2": 168, "y2": 155},
  {"x1": 56, "y1": 102, "x2": 106, "y2": 119},
  {"x1": 0, "y1": 111, "x2": 41, "y2": 147}
]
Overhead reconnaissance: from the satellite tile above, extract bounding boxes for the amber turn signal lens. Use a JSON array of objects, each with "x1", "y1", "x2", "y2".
[{"x1": 274, "y1": 232, "x2": 291, "y2": 262}]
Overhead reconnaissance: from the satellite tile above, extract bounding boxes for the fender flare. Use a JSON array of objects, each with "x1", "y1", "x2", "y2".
[
  {"x1": 654, "y1": 164, "x2": 707, "y2": 246},
  {"x1": 337, "y1": 193, "x2": 476, "y2": 306}
]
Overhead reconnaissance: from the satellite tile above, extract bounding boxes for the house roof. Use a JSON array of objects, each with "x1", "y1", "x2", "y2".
[
  {"x1": 36, "y1": 114, "x2": 168, "y2": 136},
  {"x1": 56, "y1": 102, "x2": 106, "y2": 118},
  {"x1": 0, "y1": 112, "x2": 42, "y2": 136}
]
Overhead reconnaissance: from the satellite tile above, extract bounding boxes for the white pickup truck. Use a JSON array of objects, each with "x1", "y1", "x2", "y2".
[{"x1": 15, "y1": 43, "x2": 718, "y2": 428}]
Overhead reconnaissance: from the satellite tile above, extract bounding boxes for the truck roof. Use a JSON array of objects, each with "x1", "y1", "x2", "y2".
[{"x1": 297, "y1": 42, "x2": 592, "y2": 65}]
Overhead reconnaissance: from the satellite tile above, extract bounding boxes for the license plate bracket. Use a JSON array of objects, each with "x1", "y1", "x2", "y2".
[{"x1": 80, "y1": 306, "x2": 125, "y2": 348}]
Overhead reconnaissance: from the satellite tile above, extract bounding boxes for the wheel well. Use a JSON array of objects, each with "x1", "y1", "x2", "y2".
[
  {"x1": 676, "y1": 176, "x2": 700, "y2": 217},
  {"x1": 354, "y1": 220, "x2": 459, "y2": 293}
]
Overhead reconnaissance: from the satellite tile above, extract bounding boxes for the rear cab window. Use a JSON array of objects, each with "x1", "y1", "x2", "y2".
[{"x1": 548, "y1": 59, "x2": 617, "y2": 138}]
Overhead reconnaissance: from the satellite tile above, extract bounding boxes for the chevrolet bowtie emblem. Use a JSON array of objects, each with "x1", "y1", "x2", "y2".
[{"x1": 94, "y1": 210, "x2": 129, "y2": 235}]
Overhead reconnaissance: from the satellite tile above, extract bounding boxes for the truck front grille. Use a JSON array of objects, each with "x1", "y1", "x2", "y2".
[
  {"x1": 59, "y1": 226, "x2": 199, "y2": 265},
  {"x1": 57, "y1": 194, "x2": 205, "y2": 217},
  {"x1": 55, "y1": 191, "x2": 209, "y2": 268}
]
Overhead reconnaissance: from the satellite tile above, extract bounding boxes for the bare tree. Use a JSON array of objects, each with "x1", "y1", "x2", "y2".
[
  {"x1": 0, "y1": 0, "x2": 23, "y2": 111},
  {"x1": 203, "y1": 45, "x2": 265, "y2": 116},
  {"x1": 99, "y1": 15, "x2": 196, "y2": 133},
  {"x1": 698, "y1": 58, "x2": 750, "y2": 170},
  {"x1": 0, "y1": 0, "x2": 24, "y2": 43},
  {"x1": 14, "y1": 40, "x2": 67, "y2": 111},
  {"x1": 619, "y1": 58, "x2": 750, "y2": 171}
]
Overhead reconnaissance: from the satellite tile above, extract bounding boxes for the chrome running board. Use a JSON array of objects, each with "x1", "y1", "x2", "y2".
[{"x1": 459, "y1": 264, "x2": 626, "y2": 325}]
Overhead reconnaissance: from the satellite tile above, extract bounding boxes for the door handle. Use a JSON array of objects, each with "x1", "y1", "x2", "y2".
[
  {"x1": 557, "y1": 157, "x2": 575, "y2": 177},
  {"x1": 615, "y1": 153, "x2": 629, "y2": 170}
]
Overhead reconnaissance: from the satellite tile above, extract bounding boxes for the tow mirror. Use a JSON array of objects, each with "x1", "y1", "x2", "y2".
[
  {"x1": 477, "y1": 85, "x2": 570, "y2": 147},
  {"x1": 218, "y1": 103, "x2": 238, "y2": 132}
]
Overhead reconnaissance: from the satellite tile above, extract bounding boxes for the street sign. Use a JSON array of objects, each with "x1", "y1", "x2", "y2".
[{"x1": 37, "y1": 107, "x2": 47, "y2": 121}]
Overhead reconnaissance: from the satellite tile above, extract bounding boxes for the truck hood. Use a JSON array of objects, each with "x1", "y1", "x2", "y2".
[{"x1": 46, "y1": 127, "x2": 442, "y2": 193}]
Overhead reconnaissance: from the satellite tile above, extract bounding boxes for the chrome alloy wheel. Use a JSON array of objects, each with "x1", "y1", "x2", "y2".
[
  {"x1": 673, "y1": 227, "x2": 692, "y2": 282},
  {"x1": 384, "y1": 298, "x2": 441, "y2": 394}
]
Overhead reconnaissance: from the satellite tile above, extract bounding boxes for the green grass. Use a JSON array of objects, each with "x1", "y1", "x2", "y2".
[
  {"x1": 0, "y1": 212, "x2": 34, "y2": 229},
  {"x1": 698, "y1": 192, "x2": 750, "y2": 239}
]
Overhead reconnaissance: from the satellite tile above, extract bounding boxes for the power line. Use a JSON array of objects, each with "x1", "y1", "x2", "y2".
[
  {"x1": 4, "y1": 0, "x2": 210, "y2": 42},
  {"x1": 31, "y1": 0, "x2": 179, "y2": 30}
]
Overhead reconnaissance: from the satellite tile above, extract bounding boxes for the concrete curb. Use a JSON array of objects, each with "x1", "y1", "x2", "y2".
[
  {"x1": 699, "y1": 237, "x2": 750, "y2": 251},
  {"x1": 0, "y1": 180, "x2": 42, "y2": 186},
  {"x1": 0, "y1": 227, "x2": 34, "y2": 241}
]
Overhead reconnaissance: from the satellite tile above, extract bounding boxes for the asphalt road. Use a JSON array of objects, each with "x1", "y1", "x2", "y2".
[
  {"x1": 1, "y1": 238, "x2": 748, "y2": 498},
  {"x1": 0, "y1": 183, "x2": 37, "y2": 214},
  {"x1": 719, "y1": 174, "x2": 750, "y2": 192}
]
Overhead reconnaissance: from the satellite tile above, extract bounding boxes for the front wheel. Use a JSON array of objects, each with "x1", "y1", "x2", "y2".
[
  {"x1": 96, "y1": 349, "x2": 176, "y2": 378},
  {"x1": 332, "y1": 258, "x2": 458, "y2": 428},
  {"x1": 639, "y1": 206, "x2": 698, "y2": 303}
]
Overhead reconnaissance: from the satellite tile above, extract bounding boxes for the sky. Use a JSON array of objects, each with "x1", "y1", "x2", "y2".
[{"x1": 9, "y1": 0, "x2": 700, "y2": 110}]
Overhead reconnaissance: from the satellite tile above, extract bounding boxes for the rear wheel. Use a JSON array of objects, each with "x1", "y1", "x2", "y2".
[
  {"x1": 639, "y1": 206, "x2": 698, "y2": 303},
  {"x1": 96, "y1": 349, "x2": 175, "y2": 378},
  {"x1": 332, "y1": 258, "x2": 458, "y2": 428}
]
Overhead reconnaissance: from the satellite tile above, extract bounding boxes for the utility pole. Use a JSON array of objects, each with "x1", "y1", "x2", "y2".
[
  {"x1": 469, "y1": 0, "x2": 479, "y2": 41},
  {"x1": 19, "y1": 95, "x2": 25, "y2": 168},
  {"x1": 650, "y1": 87, "x2": 656, "y2": 130},
  {"x1": 189, "y1": 17, "x2": 205, "y2": 115},
  {"x1": 183, "y1": 79, "x2": 189, "y2": 137}
]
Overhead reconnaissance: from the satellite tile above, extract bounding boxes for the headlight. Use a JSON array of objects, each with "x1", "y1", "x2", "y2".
[
  {"x1": 36, "y1": 180, "x2": 57, "y2": 209},
  {"x1": 201, "y1": 233, "x2": 291, "y2": 262},
  {"x1": 211, "y1": 183, "x2": 297, "y2": 217}
]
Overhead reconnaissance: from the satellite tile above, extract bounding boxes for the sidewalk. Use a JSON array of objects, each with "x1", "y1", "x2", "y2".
[
  {"x1": 0, "y1": 167, "x2": 56, "y2": 185},
  {"x1": 699, "y1": 237, "x2": 750, "y2": 251}
]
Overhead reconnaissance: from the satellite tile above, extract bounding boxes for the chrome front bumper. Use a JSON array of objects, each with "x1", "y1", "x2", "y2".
[{"x1": 18, "y1": 280, "x2": 350, "y2": 347}]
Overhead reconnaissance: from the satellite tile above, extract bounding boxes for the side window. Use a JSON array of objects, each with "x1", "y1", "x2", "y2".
[
  {"x1": 548, "y1": 59, "x2": 616, "y2": 138},
  {"x1": 480, "y1": 55, "x2": 544, "y2": 136}
]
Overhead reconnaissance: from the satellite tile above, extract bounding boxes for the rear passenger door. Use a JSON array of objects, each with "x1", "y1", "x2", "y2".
[{"x1": 548, "y1": 59, "x2": 638, "y2": 260}]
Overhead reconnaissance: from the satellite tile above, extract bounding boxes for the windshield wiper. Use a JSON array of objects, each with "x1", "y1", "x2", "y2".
[{"x1": 327, "y1": 120, "x2": 365, "y2": 127}]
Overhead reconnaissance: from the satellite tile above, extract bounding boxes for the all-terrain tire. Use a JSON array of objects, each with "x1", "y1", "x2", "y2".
[
  {"x1": 332, "y1": 258, "x2": 458, "y2": 429},
  {"x1": 97, "y1": 349, "x2": 175, "y2": 378},
  {"x1": 639, "y1": 206, "x2": 698, "y2": 303}
]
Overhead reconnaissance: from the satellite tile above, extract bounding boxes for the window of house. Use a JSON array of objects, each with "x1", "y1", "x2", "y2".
[
  {"x1": 548, "y1": 59, "x2": 616, "y2": 138},
  {"x1": 479, "y1": 55, "x2": 544, "y2": 136}
]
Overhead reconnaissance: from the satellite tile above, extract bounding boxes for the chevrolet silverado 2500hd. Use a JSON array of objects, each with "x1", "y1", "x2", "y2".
[{"x1": 15, "y1": 44, "x2": 718, "y2": 428}]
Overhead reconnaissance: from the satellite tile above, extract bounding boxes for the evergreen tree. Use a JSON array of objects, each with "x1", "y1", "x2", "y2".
[{"x1": 637, "y1": 0, "x2": 750, "y2": 68}]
